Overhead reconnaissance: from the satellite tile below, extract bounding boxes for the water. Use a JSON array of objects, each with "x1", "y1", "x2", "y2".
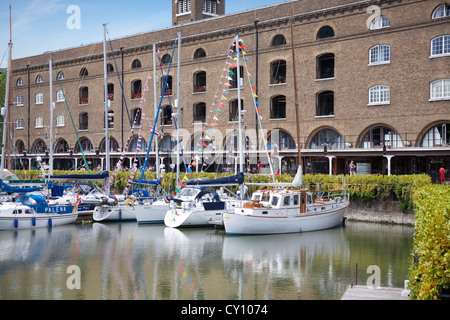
[{"x1": 0, "y1": 220, "x2": 414, "y2": 300}]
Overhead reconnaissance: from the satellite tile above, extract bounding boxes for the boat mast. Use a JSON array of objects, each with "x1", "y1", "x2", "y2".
[
  {"x1": 153, "y1": 43, "x2": 160, "y2": 180},
  {"x1": 49, "y1": 56, "x2": 54, "y2": 175},
  {"x1": 236, "y1": 34, "x2": 245, "y2": 199},
  {"x1": 103, "y1": 23, "x2": 110, "y2": 174},
  {"x1": 176, "y1": 30, "x2": 181, "y2": 185},
  {"x1": 1, "y1": 31, "x2": 12, "y2": 178},
  {"x1": 290, "y1": 12, "x2": 302, "y2": 186}
]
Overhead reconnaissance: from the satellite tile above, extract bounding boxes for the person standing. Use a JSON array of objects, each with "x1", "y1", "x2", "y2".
[
  {"x1": 349, "y1": 160, "x2": 356, "y2": 175},
  {"x1": 439, "y1": 166, "x2": 445, "y2": 184}
]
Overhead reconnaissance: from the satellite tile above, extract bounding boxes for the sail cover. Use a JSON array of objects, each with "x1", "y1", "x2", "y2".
[
  {"x1": 46, "y1": 171, "x2": 109, "y2": 181},
  {"x1": 185, "y1": 172, "x2": 244, "y2": 186}
]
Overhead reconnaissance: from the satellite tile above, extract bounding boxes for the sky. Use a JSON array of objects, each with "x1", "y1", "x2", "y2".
[{"x1": 0, "y1": 0, "x2": 289, "y2": 68}]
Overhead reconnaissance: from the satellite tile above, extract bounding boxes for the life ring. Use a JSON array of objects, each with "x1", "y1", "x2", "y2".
[{"x1": 126, "y1": 199, "x2": 134, "y2": 206}]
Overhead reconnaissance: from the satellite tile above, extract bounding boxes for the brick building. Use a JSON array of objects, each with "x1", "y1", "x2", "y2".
[{"x1": 5, "y1": 0, "x2": 450, "y2": 177}]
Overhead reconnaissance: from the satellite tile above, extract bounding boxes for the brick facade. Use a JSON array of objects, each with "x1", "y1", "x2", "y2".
[{"x1": 6, "y1": 0, "x2": 450, "y2": 175}]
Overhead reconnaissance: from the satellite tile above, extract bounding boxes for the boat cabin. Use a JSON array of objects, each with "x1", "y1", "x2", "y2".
[{"x1": 249, "y1": 189, "x2": 308, "y2": 213}]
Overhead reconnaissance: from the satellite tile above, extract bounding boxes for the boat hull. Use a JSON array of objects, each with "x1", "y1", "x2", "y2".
[
  {"x1": 164, "y1": 208, "x2": 224, "y2": 228},
  {"x1": 223, "y1": 206, "x2": 347, "y2": 235},
  {"x1": 93, "y1": 205, "x2": 137, "y2": 222},
  {"x1": 0, "y1": 213, "x2": 78, "y2": 231},
  {"x1": 135, "y1": 201, "x2": 168, "y2": 224}
]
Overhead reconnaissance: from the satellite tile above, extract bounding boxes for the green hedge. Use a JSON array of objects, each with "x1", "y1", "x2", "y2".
[{"x1": 409, "y1": 184, "x2": 450, "y2": 300}]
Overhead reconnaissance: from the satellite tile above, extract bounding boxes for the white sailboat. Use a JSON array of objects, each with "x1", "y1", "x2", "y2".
[{"x1": 223, "y1": 13, "x2": 350, "y2": 235}]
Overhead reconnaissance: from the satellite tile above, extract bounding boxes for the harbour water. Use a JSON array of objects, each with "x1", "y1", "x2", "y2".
[{"x1": 0, "y1": 220, "x2": 414, "y2": 300}]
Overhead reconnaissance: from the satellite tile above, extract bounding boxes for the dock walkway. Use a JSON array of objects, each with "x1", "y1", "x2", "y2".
[{"x1": 340, "y1": 285, "x2": 410, "y2": 300}]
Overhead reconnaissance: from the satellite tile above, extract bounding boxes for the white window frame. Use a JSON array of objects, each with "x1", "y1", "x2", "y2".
[
  {"x1": 369, "y1": 45, "x2": 390, "y2": 65},
  {"x1": 430, "y1": 79, "x2": 450, "y2": 101},
  {"x1": 35, "y1": 92, "x2": 43, "y2": 104},
  {"x1": 36, "y1": 75, "x2": 43, "y2": 83},
  {"x1": 16, "y1": 78, "x2": 24, "y2": 86},
  {"x1": 430, "y1": 35, "x2": 450, "y2": 58},
  {"x1": 16, "y1": 95, "x2": 24, "y2": 106},
  {"x1": 16, "y1": 118, "x2": 24, "y2": 129},
  {"x1": 57, "y1": 72, "x2": 65, "y2": 80},
  {"x1": 369, "y1": 16, "x2": 390, "y2": 30},
  {"x1": 56, "y1": 114, "x2": 65, "y2": 127},
  {"x1": 56, "y1": 89, "x2": 65, "y2": 102},
  {"x1": 35, "y1": 116, "x2": 44, "y2": 128},
  {"x1": 177, "y1": 0, "x2": 191, "y2": 15},
  {"x1": 432, "y1": 4, "x2": 450, "y2": 19},
  {"x1": 203, "y1": 0, "x2": 217, "y2": 15},
  {"x1": 368, "y1": 85, "x2": 390, "y2": 105}
]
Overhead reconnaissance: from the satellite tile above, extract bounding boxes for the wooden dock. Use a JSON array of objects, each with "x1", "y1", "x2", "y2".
[{"x1": 340, "y1": 285, "x2": 410, "y2": 300}]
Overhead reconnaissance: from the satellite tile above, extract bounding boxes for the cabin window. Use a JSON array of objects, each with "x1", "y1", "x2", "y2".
[
  {"x1": 252, "y1": 194, "x2": 261, "y2": 201},
  {"x1": 293, "y1": 194, "x2": 299, "y2": 205},
  {"x1": 271, "y1": 196, "x2": 279, "y2": 206},
  {"x1": 283, "y1": 196, "x2": 290, "y2": 206},
  {"x1": 262, "y1": 211, "x2": 268, "y2": 215}
]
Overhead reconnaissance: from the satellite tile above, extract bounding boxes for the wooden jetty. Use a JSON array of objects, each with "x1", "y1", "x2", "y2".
[{"x1": 340, "y1": 285, "x2": 410, "y2": 300}]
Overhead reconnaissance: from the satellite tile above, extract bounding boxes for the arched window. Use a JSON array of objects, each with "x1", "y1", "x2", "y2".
[
  {"x1": 271, "y1": 34, "x2": 286, "y2": 46},
  {"x1": 55, "y1": 139, "x2": 69, "y2": 153},
  {"x1": 74, "y1": 138, "x2": 93, "y2": 153},
  {"x1": 193, "y1": 102, "x2": 206, "y2": 123},
  {"x1": 369, "y1": 85, "x2": 390, "y2": 105},
  {"x1": 16, "y1": 95, "x2": 24, "y2": 106},
  {"x1": 131, "y1": 108, "x2": 142, "y2": 127},
  {"x1": 270, "y1": 95, "x2": 286, "y2": 119},
  {"x1": 100, "y1": 136, "x2": 119, "y2": 152},
  {"x1": 57, "y1": 72, "x2": 65, "y2": 80},
  {"x1": 362, "y1": 126, "x2": 403, "y2": 148},
  {"x1": 79, "y1": 112, "x2": 88, "y2": 130},
  {"x1": 79, "y1": 68, "x2": 88, "y2": 77},
  {"x1": 317, "y1": 26, "x2": 335, "y2": 39},
  {"x1": 310, "y1": 128, "x2": 344, "y2": 149},
  {"x1": 432, "y1": 4, "x2": 450, "y2": 19},
  {"x1": 161, "y1": 105, "x2": 173, "y2": 126},
  {"x1": 56, "y1": 114, "x2": 65, "y2": 127},
  {"x1": 316, "y1": 53, "x2": 335, "y2": 79},
  {"x1": 131, "y1": 80, "x2": 142, "y2": 99},
  {"x1": 194, "y1": 71, "x2": 206, "y2": 92},
  {"x1": 431, "y1": 35, "x2": 450, "y2": 57},
  {"x1": 35, "y1": 92, "x2": 43, "y2": 104},
  {"x1": 268, "y1": 129, "x2": 296, "y2": 150},
  {"x1": 56, "y1": 89, "x2": 65, "y2": 102},
  {"x1": 161, "y1": 54, "x2": 171, "y2": 64},
  {"x1": 34, "y1": 116, "x2": 44, "y2": 128},
  {"x1": 369, "y1": 45, "x2": 390, "y2": 65},
  {"x1": 15, "y1": 140, "x2": 25, "y2": 154},
  {"x1": 16, "y1": 78, "x2": 24, "y2": 86},
  {"x1": 161, "y1": 136, "x2": 177, "y2": 152},
  {"x1": 369, "y1": 16, "x2": 390, "y2": 30},
  {"x1": 31, "y1": 140, "x2": 47, "y2": 154},
  {"x1": 229, "y1": 99, "x2": 243, "y2": 122},
  {"x1": 270, "y1": 60, "x2": 286, "y2": 84},
  {"x1": 161, "y1": 76, "x2": 172, "y2": 95},
  {"x1": 16, "y1": 118, "x2": 24, "y2": 129},
  {"x1": 79, "y1": 87, "x2": 88, "y2": 104},
  {"x1": 430, "y1": 79, "x2": 450, "y2": 101},
  {"x1": 107, "y1": 63, "x2": 114, "y2": 73},
  {"x1": 35, "y1": 75, "x2": 43, "y2": 83},
  {"x1": 131, "y1": 59, "x2": 142, "y2": 69},
  {"x1": 316, "y1": 91, "x2": 334, "y2": 116},
  {"x1": 422, "y1": 123, "x2": 449, "y2": 147},
  {"x1": 194, "y1": 48, "x2": 206, "y2": 59}
]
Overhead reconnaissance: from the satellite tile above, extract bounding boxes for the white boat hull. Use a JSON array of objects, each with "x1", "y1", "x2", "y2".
[
  {"x1": 0, "y1": 213, "x2": 78, "y2": 231},
  {"x1": 93, "y1": 205, "x2": 137, "y2": 222},
  {"x1": 164, "y1": 208, "x2": 224, "y2": 228},
  {"x1": 223, "y1": 206, "x2": 347, "y2": 235},
  {"x1": 135, "y1": 200, "x2": 168, "y2": 224}
]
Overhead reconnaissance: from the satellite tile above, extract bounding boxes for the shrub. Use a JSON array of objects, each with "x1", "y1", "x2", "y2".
[{"x1": 408, "y1": 184, "x2": 450, "y2": 300}]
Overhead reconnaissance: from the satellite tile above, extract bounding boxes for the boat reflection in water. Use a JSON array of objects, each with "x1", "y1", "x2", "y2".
[{"x1": 0, "y1": 221, "x2": 413, "y2": 300}]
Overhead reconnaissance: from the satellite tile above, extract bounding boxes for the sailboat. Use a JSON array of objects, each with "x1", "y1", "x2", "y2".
[{"x1": 223, "y1": 14, "x2": 350, "y2": 235}]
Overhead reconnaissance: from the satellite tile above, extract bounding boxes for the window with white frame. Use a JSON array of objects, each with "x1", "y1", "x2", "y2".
[
  {"x1": 369, "y1": 45, "x2": 390, "y2": 65},
  {"x1": 16, "y1": 78, "x2": 24, "y2": 86},
  {"x1": 16, "y1": 118, "x2": 24, "y2": 129},
  {"x1": 56, "y1": 89, "x2": 65, "y2": 102},
  {"x1": 432, "y1": 4, "x2": 450, "y2": 19},
  {"x1": 369, "y1": 16, "x2": 390, "y2": 30},
  {"x1": 203, "y1": 0, "x2": 216, "y2": 14},
  {"x1": 36, "y1": 75, "x2": 43, "y2": 83},
  {"x1": 369, "y1": 85, "x2": 390, "y2": 105},
  {"x1": 35, "y1": 116, "x2": 44, "y2": 128},
  {"x1": 431, "y1": 35, "x2": 450, "y2": 57},
  {"x1": 430, "y1": 79, "x2": 450, "y2": 101},
  {"x1": 16, "y1": 95, "x2": 24, "y2": 106},
  {"x1": 56, "y1": 114, "x2": 65, "y2": 127},
  {"x1": 35, "y1": 92, "x2": 43, "y2": 104},
  {"x1": 179, "y1": 0, "x2": 191, "y2": 14},
  {"x1": 57, "y1": 72, "x2": 65, "y2": 80}
]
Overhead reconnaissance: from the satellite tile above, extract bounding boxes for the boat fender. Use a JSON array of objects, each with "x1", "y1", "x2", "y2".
[
  {"x1": 48, "y1": 218, "x2": 53, "y2": 227},
  {"x1": 32, "y1": 217, "x2": 36, "y2": 226},
  {"x1": 14, "y1": 218, "x2": 19, "y2": 229},
  {"x1": 73, "y1": 204, "x2": 78, "y2": 212},
  {"x1": 126, "y1": 199, "x2": 134, "y2": 206}
]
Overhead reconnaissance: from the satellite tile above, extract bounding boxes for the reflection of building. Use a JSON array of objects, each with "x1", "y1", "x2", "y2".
[{"x1": 7, "y1": 0, "x2": 450, "y2": 177}]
